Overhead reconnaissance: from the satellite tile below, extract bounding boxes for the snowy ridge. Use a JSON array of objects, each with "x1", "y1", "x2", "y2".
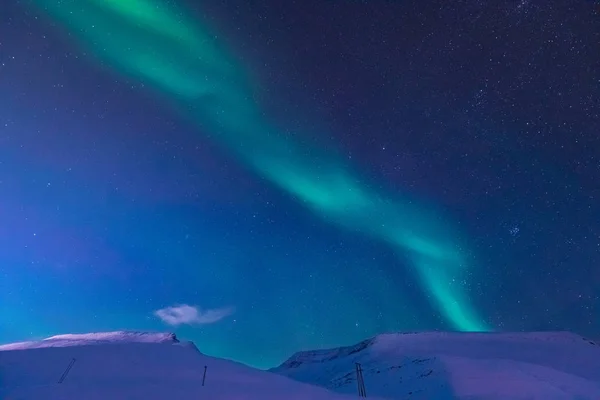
[
  {"x1": 45, "y1": 331, "x2": 180, "y2": 343},
  {"x1": 0, "y1": 331, "x2": 373, "y2": 400},
  {"x1": 277, "y1": 337, "x2": 376, "y2": 369},
  {"x1": 0, "y1": 331, "x2": 180, "y2": 351},
  {"x1": 272, "y1": 331, "x2": 600, "y2": 399}
]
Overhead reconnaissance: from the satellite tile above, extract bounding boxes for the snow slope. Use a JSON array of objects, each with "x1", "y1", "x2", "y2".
[
  {"x1": 0, "y1": 331, "x2": 376, "y2": 400},
  {"x1": 271, "y1": 331, "x2": 600, "y2": 400}
]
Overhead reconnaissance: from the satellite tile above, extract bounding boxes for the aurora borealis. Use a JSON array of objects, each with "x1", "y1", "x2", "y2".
[{"x1": 1, "y1": 0, "x2": 599, "y2": 368}]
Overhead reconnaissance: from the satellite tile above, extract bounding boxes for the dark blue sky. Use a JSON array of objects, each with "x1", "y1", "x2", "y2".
[{"x1": 1, "y1": 0, "x2": 598, "y2": 368}]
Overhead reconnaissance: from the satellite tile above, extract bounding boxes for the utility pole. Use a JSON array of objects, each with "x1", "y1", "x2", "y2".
[{"x1": 355, "y1": 362, "x2": 367, "y2": 397}]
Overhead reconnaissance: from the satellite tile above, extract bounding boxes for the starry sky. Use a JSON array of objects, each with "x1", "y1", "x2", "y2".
[{"x1": 1, "y1": 0, "x2": 599, "y2": 368}]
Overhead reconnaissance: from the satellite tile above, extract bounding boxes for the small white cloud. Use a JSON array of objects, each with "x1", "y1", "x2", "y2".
[{"x1": 154, "y1": 304, "x2": 234, "y2": 326}]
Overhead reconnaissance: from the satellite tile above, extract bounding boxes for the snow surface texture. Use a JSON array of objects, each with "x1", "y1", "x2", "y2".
[
  {"x1": 0, "y1": 331, "x2": 377, "y2": 400},
  {"x1": 272, "y1": 331, "x2": 600, "y2": 400}
]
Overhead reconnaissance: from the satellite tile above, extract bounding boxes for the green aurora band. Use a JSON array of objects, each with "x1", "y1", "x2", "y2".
[{"x1": 32, "y1": 0, "x2": 490, "y2": 332}]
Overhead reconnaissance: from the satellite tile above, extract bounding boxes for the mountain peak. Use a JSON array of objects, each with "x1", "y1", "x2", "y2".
[
  {"x1": 0, "y1": 331, "x2": 354, "y2": 400},
  {"x1": 275, "y1": 338, "x2": 376, "y2": 370},
  {"x1": 46, "y1": 331, "x2": 180, "y2": 343},
  {"x1": 273, "y1": 331, "x2": 600, "y2": 399},
  {"x1": 0, "y1": 331, "x2": 180, "y2": 351}
]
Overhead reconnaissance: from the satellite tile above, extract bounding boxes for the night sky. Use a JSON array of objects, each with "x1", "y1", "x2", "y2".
[{"x1": 1, "y1": 0, "x2": 599, "y2": 368}]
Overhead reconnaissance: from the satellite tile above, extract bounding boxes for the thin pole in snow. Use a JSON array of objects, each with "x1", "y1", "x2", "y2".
[
  {"x1": 202, "y1": 365, "x2": 207, "y2": 386},
  {"x1": 58, "y1": 358, "x2": 77, "y2": 384}
]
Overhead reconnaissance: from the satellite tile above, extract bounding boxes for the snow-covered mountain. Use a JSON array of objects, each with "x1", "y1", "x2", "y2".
[
  {"x1": 0, "y1": 331, "x2": 182, "y2": 350},
  {"x1": 0, "y1": 331, "x2": 373, "y2": 400},
  {"x1": 271, "y1": 331, "x2": 600, "y2": 400},
  {"x1": 4, "y1": 330, "x2": 600, "y2": 399}
]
